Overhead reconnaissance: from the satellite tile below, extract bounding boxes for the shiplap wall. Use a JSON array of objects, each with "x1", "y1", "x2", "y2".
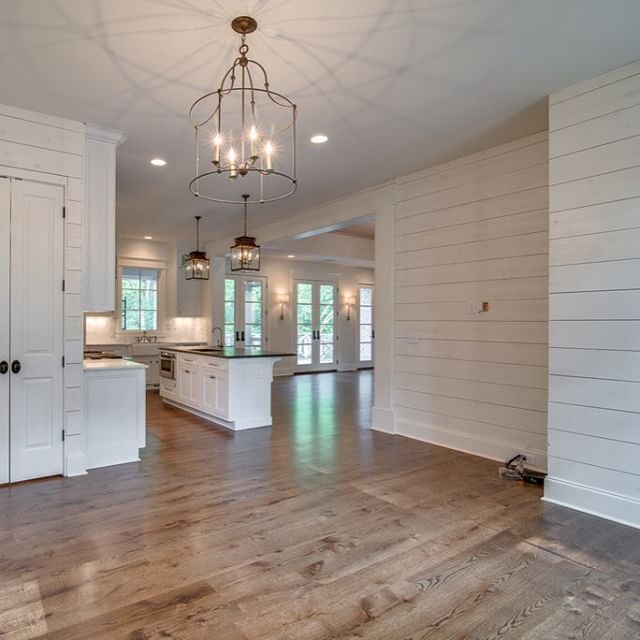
[
  {"x1": 545, "y1": 61, "x2": 640, "y2": 528},
  {"x1": 0, "y1": 103, "x2": 86, "y2": 477},
  {"x1": 394, "y1": 132, "x2": 549, "y2": 469}
]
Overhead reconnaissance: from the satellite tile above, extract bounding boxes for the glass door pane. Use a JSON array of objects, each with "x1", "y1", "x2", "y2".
[
  {"x1": 224, "y1": 278, "x2": 235, "y2": 346},
  {"x1": 318, "y1": 284, "x2": 335, "y2": 365},
  {"x1": 296, "y1": 282, "x2": 313, "y2": 365},
  {"x1": 243, "y1": 279, "x2": 263, "y2": 347},
  {"x1": 359, "y1": 286, "x2": 374, "y2": 364}
]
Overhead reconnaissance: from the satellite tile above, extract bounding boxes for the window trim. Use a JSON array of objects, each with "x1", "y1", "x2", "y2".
[{"x1": 116, "y1": 258, "x2": 167, "y2": 335}]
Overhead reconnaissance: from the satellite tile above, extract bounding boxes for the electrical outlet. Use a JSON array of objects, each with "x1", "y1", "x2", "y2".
[{"x1": 408, "y1": 330, "x2": 419, "y2": 345}]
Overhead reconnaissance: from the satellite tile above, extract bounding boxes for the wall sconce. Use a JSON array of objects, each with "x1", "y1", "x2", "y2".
[
  {"x1": 344, "y1": 295, "x2": 356, "y2": 321},
  {"x1": 276, "y1": 292, "x2": 289, "y2": 320}
]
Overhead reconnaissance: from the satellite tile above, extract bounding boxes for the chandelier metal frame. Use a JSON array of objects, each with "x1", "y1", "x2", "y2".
[{"x1": 189, "y1": 16, "x2": 297, "y2": 205}]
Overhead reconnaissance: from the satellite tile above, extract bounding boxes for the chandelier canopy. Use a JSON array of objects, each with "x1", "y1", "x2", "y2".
[
  {"x1": 189, "y1": 16, "x2": 297, "y2": 205},
  {"x1": 230, "y1": 194, "x2": 260, "y2": 272}
]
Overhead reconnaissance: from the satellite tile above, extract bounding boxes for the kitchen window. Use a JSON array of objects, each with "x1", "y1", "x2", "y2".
[{"x1": 120, "y1": 267, "x2": 159, "y2": 331}]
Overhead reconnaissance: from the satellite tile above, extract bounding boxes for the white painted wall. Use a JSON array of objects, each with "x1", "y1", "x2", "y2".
[
  {"x1": 545, "y1": 61, "x2": 640, "y2": 528},
  {"x1": 393, "y1": 132, "x2": 549, "y2": 469}
]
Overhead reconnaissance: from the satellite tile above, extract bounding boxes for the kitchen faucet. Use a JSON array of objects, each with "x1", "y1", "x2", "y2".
[{"x1": 211, "y1": 326, "x2": 223, "y2": 348}]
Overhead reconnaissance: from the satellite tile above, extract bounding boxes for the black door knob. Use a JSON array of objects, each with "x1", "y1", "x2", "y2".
[
  {"x1": 11, "y1": 360, "x2": 21, "y2": 374},
  {"x1": 0, "y1": 361, "x2": 7, "y2": 375}
]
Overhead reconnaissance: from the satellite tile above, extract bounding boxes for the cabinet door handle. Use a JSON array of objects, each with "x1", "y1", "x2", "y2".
[
  {"x1": 209, "y1": 375, "x2": 216, "y2": 379},
  {"x1": 241, "y1": 331, "x2": 245, "y2": 342},
  {"x1": 184, "y1": 369, "x2": 190, "y2": 374},
  {"x1": 0, "y1": 361, "x2": 7, "y2": 375},
  {"x1": 235, "y1": 331, "x2": 240, "y2": 342},
  {"x1": 11, "y1": 360, "x2": 21, "y2": 374}
]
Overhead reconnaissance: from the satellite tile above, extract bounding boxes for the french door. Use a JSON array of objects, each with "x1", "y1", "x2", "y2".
[
  {"x1": 0, "y1": 178, "x2": 64, "y2": 483},
  {"x1": 358, "y1": 285, "x2": 374, "y2": 367},
  {"x1": 224, "y1": 276, "x2": 266, "y2": 348},
  {"x1": 295, "y1": 280, "x2": 337, "y2": 372}
]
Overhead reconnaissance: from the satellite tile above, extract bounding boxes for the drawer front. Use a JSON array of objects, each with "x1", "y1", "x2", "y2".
[
  {"x1": 202, "y1": 358, "x2": 228, "y2": 372},
  {"x1": 178, "y1": 353, "x2": 202, "y2": 368}
]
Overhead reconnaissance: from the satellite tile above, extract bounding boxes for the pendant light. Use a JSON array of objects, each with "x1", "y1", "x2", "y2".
[
  {"x1": 230, "y1": 194, "x2": 260, "y2": 272},
  {"x1": 185, "y1": 216, "x2": 210, "y2": 280},
  {"x1": 188, "y1": 15, "x2": 297, "y2": 205}
]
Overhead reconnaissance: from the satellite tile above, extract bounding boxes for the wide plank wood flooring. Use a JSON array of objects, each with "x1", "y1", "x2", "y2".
[{"x1": 1, "y1": 370, "x2": 640, "y2": 639}]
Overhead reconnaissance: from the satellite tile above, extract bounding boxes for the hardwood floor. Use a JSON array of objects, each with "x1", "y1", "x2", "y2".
[{"x1": 1, "y1": 370, "x2": 639, "y2": 639}]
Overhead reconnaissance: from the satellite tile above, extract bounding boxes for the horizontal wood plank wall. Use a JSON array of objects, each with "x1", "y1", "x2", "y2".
[
  {"x1": 394, "y1": 132, "x2": 549, "y2": 470},
  {"x1": 546, "y1": 60, "x2": 640, "y2": 528}
]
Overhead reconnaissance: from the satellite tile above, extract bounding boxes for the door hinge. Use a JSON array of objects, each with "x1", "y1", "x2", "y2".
[
  {"x1": 62, "y1": 279, "x2": 66, "y2": 292},
  {"x1": 62, "y1": 206, "x2": 66, "y2": 219},
  {"x1": 61, "y1": 429, "x2": 65, "y2": 442},
  {"x1": 62, "y1": 356, "x2": 65, "y2": 368}
]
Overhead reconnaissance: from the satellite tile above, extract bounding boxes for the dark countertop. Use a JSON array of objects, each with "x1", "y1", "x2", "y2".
[{"x1": 162, "y1": 346, "x2": 296, "y2": 359}]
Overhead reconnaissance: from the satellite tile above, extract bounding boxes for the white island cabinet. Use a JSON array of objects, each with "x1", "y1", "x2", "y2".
[
  {"x1": 84, "y1": 359, "x2": 146, "y2": 469},
  {"x1": 160, "y1": 348, "x2": 293, "y2": 430}
]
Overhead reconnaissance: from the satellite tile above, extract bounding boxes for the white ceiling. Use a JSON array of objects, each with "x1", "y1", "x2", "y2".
[{"x1": 2, "y1": 1, "x2": 640, "y2": 242}]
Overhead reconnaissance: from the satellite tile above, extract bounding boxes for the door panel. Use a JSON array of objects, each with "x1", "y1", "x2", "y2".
[
  {"x1": 295, "y1": 280, "x2": 337, "y2": 372},
  {"x1": 224, "y1": 276, "x2": 266, "y2": 348},
  {"x1": 10, "y1": 180, "x2": 64, "y2": 482},
  {"x1": 0, "y1": 179, "x2": 10, "y2": 484}
]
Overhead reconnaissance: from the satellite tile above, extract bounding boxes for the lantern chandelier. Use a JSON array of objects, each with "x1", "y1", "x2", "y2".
[
  {"x1": 230, "y1": 194, "x2": 261, "y2": 272},
  {"x1": 188, "y1": 15, "x2": 297, "y2": 205},
  {"x1": 184, "y1": 215, "x2": 210, "y2": 280}
]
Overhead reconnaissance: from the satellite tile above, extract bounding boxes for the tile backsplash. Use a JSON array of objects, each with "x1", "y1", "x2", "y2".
[{"x1": 85, "y1": 314, "x2": 209, "y2": 345}]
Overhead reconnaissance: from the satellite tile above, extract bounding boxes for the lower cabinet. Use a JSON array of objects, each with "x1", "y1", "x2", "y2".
[
  {"x1": 130, "y1": 355, "x2": 160, "y2": 388},
  {"x1": 202, "y1": 372, "x2": 228, "y2": 416},
  {"x1": 159, "y1": 376, "x2": 177, "y2": 401},
  {"x1": 171, "y1": 356, "x2": 229, "y2": 420}
]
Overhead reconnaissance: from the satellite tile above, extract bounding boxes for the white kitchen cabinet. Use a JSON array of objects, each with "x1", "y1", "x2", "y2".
[
  {"x1": 131, "y1": 355, "x2": 160, "y2": 388},
  {"x1": 202, "y1": 371, "x2": 228, "y2": 418},
  {"x1": 84, "y1": 124, "x2": 125, "y2": 312},
  {"x1": 159, "y1": 376, "x2": 177, "y2": 401},
  {"x1": 178, "y1": 362, "x2": 203, "y2": 408}
]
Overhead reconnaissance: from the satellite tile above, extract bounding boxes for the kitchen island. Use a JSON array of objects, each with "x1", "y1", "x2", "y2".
[{"x1": 159, "y1": 347, "x2": 295, "y2": 430}]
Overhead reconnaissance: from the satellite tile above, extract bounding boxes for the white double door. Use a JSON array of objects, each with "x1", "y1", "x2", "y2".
[
  {"x1": 295, "y1": 280, "x2": 338, "y2": 372},
  {"x1": 223, "y1": 276, "x2": 266, "y2": 348},
  {"x1": 0, "y1": 178, "x2": 64, "y2": 484}
]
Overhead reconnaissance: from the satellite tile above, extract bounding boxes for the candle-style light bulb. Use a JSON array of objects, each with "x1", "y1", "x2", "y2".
[
  {"x1": 228, "y1": 147, "x2": 237, "y2": 180},
  {"x1": 212, "y1": 132, "x2": 221, "y2": 165},
  {"x1": 264, "y1": 141, "x2": 273, "y2": 172},
  {"x1": 249, "y1": 126, "x2": 259, "y2": 160}
]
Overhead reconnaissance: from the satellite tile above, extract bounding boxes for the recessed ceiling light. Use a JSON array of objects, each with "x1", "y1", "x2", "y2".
[
  {"x1": 150, "y1": 158, "x2": 167, "y2": 166},
  {"x1": 144, "y1": 236, "x2": 153, "y2": 240},
  {"x1": 287, "y1": 254, "x2": 295, "y2": 259},
  {"x1": 310, "y1": 134, "x2": 328, "y2": 144}
]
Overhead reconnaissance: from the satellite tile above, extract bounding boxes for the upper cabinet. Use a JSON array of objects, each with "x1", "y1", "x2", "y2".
[
  {"x1": 84, "y1": 124, "x2": 125, "y2": 312},
  {"x1": 175, "y1": 247, "x2": 203, "y2": 317}
]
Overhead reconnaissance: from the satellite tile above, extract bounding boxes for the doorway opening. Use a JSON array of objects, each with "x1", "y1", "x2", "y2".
[{"x1": 258, "y1": 215, "x2": 375, "y2": 376}]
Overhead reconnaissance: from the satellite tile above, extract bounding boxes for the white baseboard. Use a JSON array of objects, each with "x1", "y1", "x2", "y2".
[
  {"x1": 543, "y1": 477, "x2": 640, "y2": 530},
  {"x1": 65, "y1": 451, "x2": 87, "y2": 477},
  {"x1": 395, "y1": 418, "x2": 547, "y2": 472},
  {"x1": 371, "y1": 406, "x2": 396, "y2": 434},
  {"x1": 337, "y1": 363, "x2": 357, "y2": 372}
]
